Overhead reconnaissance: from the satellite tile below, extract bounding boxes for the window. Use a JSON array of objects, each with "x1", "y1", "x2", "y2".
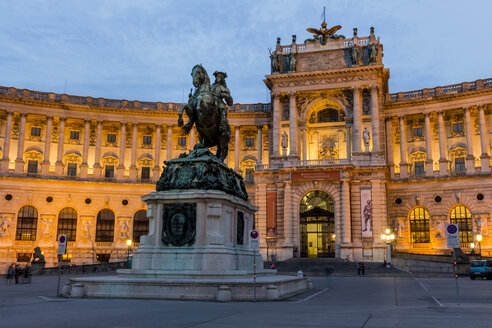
[
  {"x1": 31, "y1": 127, "x2": 41, "y2": 137},
  {"x1": 453, "y1": 122, "x2": 463, "y2": 133},
  {"x1": 409, "y1": 207, "x2": 430, "y2": 243},
  {"x1": 17, "y1": 253, "x2": 31, "y2": 262},
  {"x1": 455, "y1": 157, "x2": 465, "y2": 172},
  {"x1": 450, "y1": 205, "x2": 472, "y2": 243},
  {"x1": 107, "y1": 133, "x2": 117, "y2": 143},
  {"x1": 245, "y1": 138, "x2": 255, "y2": 147},
  {"x1": 15, "y1": 205, "x2": 38, "y2": 241},
  {"x1": 317, "y1": 108, "x2": 339, "y2": 123},
  {"x1": 27, "y1": 160, "x2": 38, "y2": 174},
  {"x1": 95, "y1": 209, "x2": 115, "y2": 242},
  {"x1": 96, "y1": 254, "x2": 110, "y2": 263},
  {"x1": 105, "y1": 165, "x2": 114, "y2": 178},
  {"x1": 141, "y1": 167, "x2": 150, "y2": 180},
  {"x1": 413, "y1": 127, "x2": 423, "y2": 137},
  {"x1": 178, "y1": 137, "x2": 187, "y2": 146},
  {"x1": 57, "y1": 207, "x2": 77, "y2": 241},
  {"x1": 67, "y1": 163, "x2": 77, "y2": 177},
  {"x1": 132, "y1": 210, "x2": 149, "y2": 243},
  {"x1": 245, "y1": 169, "x2": 254, "y2": 183},
  {"x1": 414, "y1": 161, "x2": 424, "y2": 175},
  {"x1": 143, "y1": 135, "x2": 152, "y2": 145},
  {"x1": 70, "y1": 131, "x2": 80, "y2": 140}
]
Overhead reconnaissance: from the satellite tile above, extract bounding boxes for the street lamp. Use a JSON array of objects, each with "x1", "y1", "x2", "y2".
[
  {"x1": 476, "y1": 234, "x2": 482, "y2": 259},
  {"x1": 381, "y1": 228, "x2": 395, "y2": 267},
  {"x1": 126, "y1": 239, "x2": 132, "y2": 268}
]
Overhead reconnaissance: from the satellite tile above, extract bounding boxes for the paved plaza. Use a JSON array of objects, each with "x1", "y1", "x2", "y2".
[{"x1": 1, "y1": 272, "x2": 492, "y2": 327}]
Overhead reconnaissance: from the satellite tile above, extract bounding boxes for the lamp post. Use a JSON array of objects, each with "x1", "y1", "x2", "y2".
[
  {"x1": 126, "y1": 239, "x2": 132, "y2": 268},
  {"x1": 381, "y1": 228, "x2": 395, "y2": 267},
  {"x1": 476, "y1": 234, "x2": 482, "y2": 259}
]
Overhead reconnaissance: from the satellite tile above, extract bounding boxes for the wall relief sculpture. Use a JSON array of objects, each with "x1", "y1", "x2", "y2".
[{"x1": 162, "y1": 203, "x2": 196, "y2": 247}]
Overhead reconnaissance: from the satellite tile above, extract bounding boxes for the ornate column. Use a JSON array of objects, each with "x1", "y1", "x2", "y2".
[
  {"x1": 288, "y1": 92, "x2": 297, "y2": 156},
  {"x1": 153, "y1": 124, "x2": 161, "y2": 182},
  {"x1": 346, "y1": 124, "x2": 352, "y2": 160},
  {"x1": 352, "y1": 87, "x2": 362, "y2": 153},
  {"x1": 341, "y1": 179, "x2": 351, "y2": 244},
  {"x1": 370, "y1": 86, "x2": 380, "y2": 152},
  {"x1": 189, "y1": 127, "x2": 195, "y2": 151},
  {"x1": 129, "y1": 122, "x2": 138, "y2": 180},
  {"x1": 80, "y1": 119, "x2": 90, "y2": 178},
  {"x1": 478, "y1": 105, "x2": 490, "y2": 173},
  {"x1": 385, "y1": 118, "x2": 394, "y2": 176},
  {"x1": 256, "y1": 125, "x2": 263, "y2": 165},
  {"x1": 54, "y1": 117, "x2": 65, "y2": 176},
  {"x1": 1, "y1": 111, "x2": 13, "y2": 172},
  {"x1": 92, "y1": 120, "x2": 103, "y2": 177},
  {"x1": 302, "y1": 127, "x2": 307, "y2": 161},
  {"x1": 424, "y1": 113, "x2": 434, "y2": 176},
  {"x1": 464, "y1": 107, "x2": 475, "y2": 173},
  {"x1": 437, "y1": 111, "x2": 448, "y2": 175},
  {"x1": 283, "y1": 181, "x2": 293, "y2": 247},
  {"x1": 14, "y1": 113, "x2": 27, "y2": 174},
  {"x1": 398, "y1": 116, "x2": 408, "y2": 178},
  {"x1": 41, "y1": 116, "x2": 53, "y2": 175},
  {"x1": 234, "y1": 126, "x2": 240, "y2": 171},
  {"x1": 166, "y1": 125, "x2": 172, "y2": 160},
  {"x1": 117, "y1": 122, "x2": 126, "y2": 179},
  {"x1": 272, "y1": 92, "x2": 281, "y2": 156}
]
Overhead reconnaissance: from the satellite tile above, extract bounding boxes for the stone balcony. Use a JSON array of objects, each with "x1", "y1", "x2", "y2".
[{"x1": 255, "y1": 157, "x2": 386, "y2": 171}]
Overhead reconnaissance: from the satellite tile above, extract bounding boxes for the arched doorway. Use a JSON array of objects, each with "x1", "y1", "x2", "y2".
[{"x1": 300, "y1": 190, "x2": 335, "y2": 258}]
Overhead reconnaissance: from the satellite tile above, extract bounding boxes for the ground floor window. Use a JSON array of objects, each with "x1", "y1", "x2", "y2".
[
  {"x1": 96, "y1": 254, "x2": 110, "y2": 263},
  {"x1": 450, "y1": 205, "x2": 472, "y2": 243},
  {"x1": 409, "y1": 207, "x2": 430, "y2": 243}
]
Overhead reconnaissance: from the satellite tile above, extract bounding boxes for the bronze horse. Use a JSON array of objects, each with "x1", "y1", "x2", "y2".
[{"x1": 178, "y1": 65, "x2": 230, "y2": 161}]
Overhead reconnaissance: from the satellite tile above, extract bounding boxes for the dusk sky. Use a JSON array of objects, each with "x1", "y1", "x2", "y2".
[{"x1": 0, "y1": 1, "x2": 490, "y2": 104}]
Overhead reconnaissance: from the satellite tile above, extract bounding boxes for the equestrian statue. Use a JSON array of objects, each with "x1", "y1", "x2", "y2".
[{"x1": 178, "y1": 65, "x2": 232, "y2": 162}]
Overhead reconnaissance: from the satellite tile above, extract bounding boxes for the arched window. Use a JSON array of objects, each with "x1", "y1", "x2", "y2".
[
  {"x1": 57, "y1": 207, "x2": 77, "y2": 241},
  {"x1": 16, "y1": 206, "x2": 38, "y2": 241},
  {"x1": 132, "y1": 210, "x2": 148, "y2": 243},
  {"x1": 409, "y1": 207, "x2": 430, "y2": 243},
  {"x1": 95, "y1": 209, "x2": 115, "y2": 242},
  {"x1": 450, "y1": 205, "x2": 472, "y2": 243},
  {"x1": 317, "y1": 108, "x2": 339, "y2": 123}
]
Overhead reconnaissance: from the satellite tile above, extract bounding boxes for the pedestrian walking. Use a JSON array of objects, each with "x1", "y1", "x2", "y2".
[
  {"x1": 14, "y1": 265, "x2": 20, "y2": 284},
  {"x1": 361, "y1": 262, "x2": 365, "y2": 275},
  {"x1": 6, "y1": 265, "x2": 14, "y2": 285},
  {"x1": 357, "y1": 262, "x2": 361, "y2": 275},
  {"x1": 23, "y1": 266, "x2": 30, "y2": 284}
]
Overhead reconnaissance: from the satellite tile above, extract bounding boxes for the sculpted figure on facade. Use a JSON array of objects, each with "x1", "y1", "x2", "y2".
[
  {"x1": 40, "y1": 217, "x2": 54, "y2": 237},
  {"x1": 0, "y1": 216, "x2": 10, "y2": 236},
  {"x1": 120, "y1": 220, "x2": 130, "y2": 239},
  {"x1": 281, "y1": 131, "x2": 288, "y2": 150},
  {"x1": 434, "y1": 220, "x2": 445, "y2": 238},
  {"x1": 288, "y1": 52, "x2": 297, "y2": 72},
  {"x1": 178, "y1": 65, "x2": 231, "y2": 162},
  {"x1": 475, "y1": 216, "x2": 487, "y2": 235},
  {"x1": 269, "y1": 49, "x2": 280, "y2": 74},
  {"x1": 368, "y1": 43, "x2": 379, "y2": 65},
  {"x1": 363, "y1": 127, "x2": 370, "y2": 148},
  {"x1": 350, "y1": 44, "x2": 361, "y2": 66},
  {"x1": 81, "y1": 220, "x2": 92, "y2": 238}
]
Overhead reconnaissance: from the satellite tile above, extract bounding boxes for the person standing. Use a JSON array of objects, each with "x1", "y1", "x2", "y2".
[
  {"x1": 361, "y1": 262, "x2": 366, "y2": 275},
  {"x1": 14, "y1": 265, "x2": 20, "y2": 284},
  {"x1": 6, "y1": 265, "x2": 14, "y2": 285},
  {"x1": 357, "y1": 262, "x2": 361, "y2": 275}
]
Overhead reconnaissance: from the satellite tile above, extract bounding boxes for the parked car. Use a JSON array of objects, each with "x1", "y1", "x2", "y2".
[{"x1": 470, "y1": 260, "x2": 492, "y2": 280}]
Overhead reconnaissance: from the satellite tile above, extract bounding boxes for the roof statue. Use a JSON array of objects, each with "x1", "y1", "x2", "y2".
[{"x1": 306, "y1": 7, "x2": 344, "y2": 45}]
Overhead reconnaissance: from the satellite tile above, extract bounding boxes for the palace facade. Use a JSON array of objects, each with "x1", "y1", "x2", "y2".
[{"x1": 0, "y1": 27, "x2": 490, "y2": 270}]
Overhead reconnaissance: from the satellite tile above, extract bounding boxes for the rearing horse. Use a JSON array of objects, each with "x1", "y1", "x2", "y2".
[{"x1": 178, "y1": 65, "x2": 230, "y2": 161}]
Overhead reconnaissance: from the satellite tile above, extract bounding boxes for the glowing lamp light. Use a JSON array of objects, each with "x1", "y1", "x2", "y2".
[
  {"x1": 385, "y1": 228, "x2": 390, "y2": 234},
  {"x1": 476, "y1": 234, "x2": 483, "y2": 242},
  {"x1": 471, "y1": 243, "x2": 475, "y2": 249},
  {"x1": 126, "y1": 239, "x2": 132, "y2": 246}
]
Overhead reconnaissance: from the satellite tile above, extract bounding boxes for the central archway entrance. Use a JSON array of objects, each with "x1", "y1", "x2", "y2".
[{"x1": 300, "y1": 190, "x2": 335, "y2": 258}]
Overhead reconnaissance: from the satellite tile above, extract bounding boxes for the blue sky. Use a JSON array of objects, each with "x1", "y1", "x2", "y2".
[{"x1": 0, "y1": 1, "x2": 490, "y2": 104}]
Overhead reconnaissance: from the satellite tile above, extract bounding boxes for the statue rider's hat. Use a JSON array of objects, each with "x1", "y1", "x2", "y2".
[{"x1": 213, "y1": 71, "x2": 227, "y2": 78}]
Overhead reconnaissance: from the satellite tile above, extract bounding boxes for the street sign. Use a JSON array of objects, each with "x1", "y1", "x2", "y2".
[
  {"x1": 58, "y1": 235, "x2": 67, "y2": 255},
  {"x1": 249, "y1": 230, "x2": 260, "y2": 250},
  {"x1": 446, "y1": 224, "x2": 460, "y2": 249}
]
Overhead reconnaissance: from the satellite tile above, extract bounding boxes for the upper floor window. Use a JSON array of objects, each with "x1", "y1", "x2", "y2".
[
  {"x1": 105, "y1": 165, "x2": 114, "y2": 178},
  {"x1": 245, "y1": 169, "x2": 254, "y2": 183},
  {"x1": 245, "y1": 138, "x2": 255, "y2": 147},
  {"x1": 453, "y1": 122, "x2": 463, "y2": 133},
  {"x1": 178, "y1": 137, "x2": 186, "y2": 146},
  {"x1": 16, "y1": 205, "x2": 38, "y2": 241},
  {"x1": 317, "y1": 108, "x2": 339, "y2": 123},
  {"x1": 107, "y1": 133, "x2": 117, "y2": 143},
  {"x1": 141, "y1": 167, "x2": 150, "y2": 180},
  {"x1": 31, "y1": 127, "x2": 41, "y2": 137},
  {"x1": 414, "y1": 161, "x2": 424, "y2": 175},
  {"x1": 455, "y1": 157, "x2": 465, "y2": 172},
  {"x1": 143, "y1": 135, "x2": 152, "y2": 145},
  {"x1": 413, "y1": 127, "x2": 423, "y2": 137},
  {"x1": 70, "y1": 131, "x2": 80, "y2": 140},
  {"x1": 67, "y1": 163, "x2": 77, "y2": 177},
  {"x1": 27, "y1": 160, "x2": 38, "y2": 174}
]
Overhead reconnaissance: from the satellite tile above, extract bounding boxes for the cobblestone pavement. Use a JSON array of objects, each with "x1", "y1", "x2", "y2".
[{"x1": 1, "y1": 272, "x2": 492, "y2": 327}]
